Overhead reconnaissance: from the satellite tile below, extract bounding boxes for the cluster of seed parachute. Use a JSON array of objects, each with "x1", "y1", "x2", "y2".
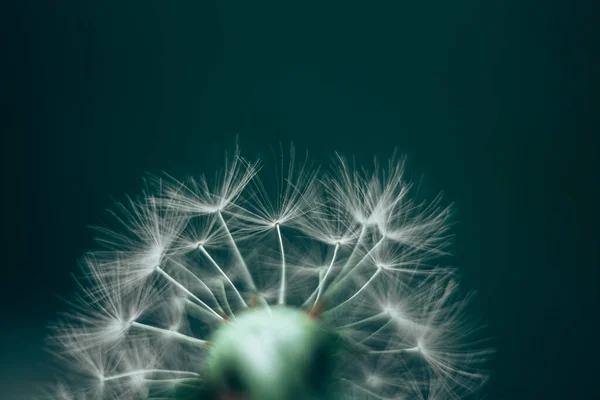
[{"x1": 46, "y1": 148, "x2": 491, "y2": 399}]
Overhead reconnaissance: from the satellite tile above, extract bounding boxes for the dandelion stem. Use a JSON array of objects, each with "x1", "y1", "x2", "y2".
[
  {"x1": 308, "y1": 226, "x2": 367, "y2": 308},
  {"x1": 340, "y1": 379, "x2": 390, "y2": 400},
  {"x1": 336, "y1": 312, "x2": 386, "y2": 329},
  {"x1": 327, "y1": 267, "x2": 382, "y2": 313},
  {"x1": 368, "y1": 347, "x2": 420, "y2": 355},
  {"x1": 184, "y1": 298, "x2": 222, "y2": 321},
  {"x1": 342, "y1": 225, "x2": 367, "y2": 273},
  {"x1": 198, "y1": 245, "x2": 248, "y2": 308},
  {"x1": 217, "y1": 210, "x2": 256, "y2": 291},
  {"x1": 276, "y1": 223, "x2": 287, "y2": 305},
  {"x1": 324, "y1": 235, "x2": 385, "y2": 301},
  {"x1": 312, "y1": 242, "x2": 340, "y2": 308},
  {"x1": 218, "y1": 210, "x2": 270, "y2": 309},
  {"x1": 217, "y1": 279, "x2": 235, "y2": 318},
  {"x1": 154, "y1": 266, "x2": 224, "y2": 321},
  {"x1": 345, "y1": 235, "x2": 384, "y2": 277},
  {"x1": 358, "y1": 319, "x2": 392, "y2": 344},
  {"x1": 103, "y1": 369, "x2": 202, "y2": 382},
  {"x1": 130, "y1": 321, "x2": 209, "y2": 347},
  {"x1": 169, "y1": 258, "x2": 225, "y2": 315},
  {"x1": 144, "y1": 377, "x2": 204, "y2": 385}
]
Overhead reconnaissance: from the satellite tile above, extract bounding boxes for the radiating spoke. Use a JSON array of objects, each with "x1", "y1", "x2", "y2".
[{"x1": 276, "y1": 223, "x2": 287, "y2": 305}]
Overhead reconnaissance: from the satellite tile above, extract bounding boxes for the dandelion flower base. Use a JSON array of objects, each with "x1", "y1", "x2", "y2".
[{"x1": 204, "y1": 306, "x2": 338, "y2": 400}]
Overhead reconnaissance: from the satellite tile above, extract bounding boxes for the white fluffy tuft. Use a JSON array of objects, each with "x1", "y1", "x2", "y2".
[{"x1": 45, "y1": 148, "x2": 491, "y2": 399}]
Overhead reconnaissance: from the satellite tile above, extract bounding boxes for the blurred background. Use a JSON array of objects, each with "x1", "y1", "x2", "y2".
[{"x1": 1, "y1": 1, "x2": 597, "y2": 398}]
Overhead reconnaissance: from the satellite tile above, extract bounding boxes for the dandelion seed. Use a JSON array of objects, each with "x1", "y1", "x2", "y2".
[{"x1": 45, "y1": 148, "x2": 491, "y2": 400}]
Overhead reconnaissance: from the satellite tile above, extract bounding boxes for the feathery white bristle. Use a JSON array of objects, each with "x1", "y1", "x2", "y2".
[{"x1": 45, "y1": 147, "x2": 491, "y2": 399}]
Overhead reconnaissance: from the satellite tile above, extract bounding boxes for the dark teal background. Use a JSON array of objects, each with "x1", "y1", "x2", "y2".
[{"x1": 2, "y1": 1, "x2": 597, "y2": 399}]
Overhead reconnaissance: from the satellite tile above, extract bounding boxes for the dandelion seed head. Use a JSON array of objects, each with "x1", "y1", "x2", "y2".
[{"x1": 45, "y1": 147, "x2": 492, "y2": 400}]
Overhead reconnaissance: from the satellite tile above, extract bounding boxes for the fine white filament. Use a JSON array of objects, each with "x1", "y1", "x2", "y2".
[{"x1": 45, "y1": 147, "x2": 491, "y2": 399}]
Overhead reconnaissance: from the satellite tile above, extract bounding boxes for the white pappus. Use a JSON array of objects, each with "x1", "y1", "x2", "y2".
[{"x1": 44, "y1": 146, "x2": 492, "y2": 400}]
